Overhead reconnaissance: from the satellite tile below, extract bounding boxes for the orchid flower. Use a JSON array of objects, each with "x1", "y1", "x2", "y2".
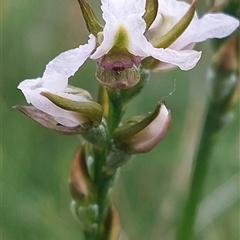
[
  {"x1": 17, "y1": 0, "x2": 239, "y2": 128},
  {"x1": 79, "y1": 0, "x2": 239, "y2": 77},
  {"x1": 17, "y1": 36, "x2": 103, "y2": 130}
]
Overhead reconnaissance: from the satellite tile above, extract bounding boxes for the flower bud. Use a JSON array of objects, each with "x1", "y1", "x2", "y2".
[
  {"x1": 114, "y1": 103, "x2": 171, "y2": 154},
  {"x1": 102, "y1": 205, "x2": 120, "y2": 240},
  {"x1": 71, "y1": 201, "x2": 98, "y2": 233},
  {"x1": 69, "y1": 146, "x2": 97, "y2": 206}
]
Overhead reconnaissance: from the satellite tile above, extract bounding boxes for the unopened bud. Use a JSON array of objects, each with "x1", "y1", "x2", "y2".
[
  {"x1": 114, "y1": 103, "x2": 171, "y2": 154},
  {"x1": 71, "y1": 201, "x2": 98, "y2": 233},
  {"x1": 101, "y1": 205, "x2": 120, "y2": 240},
  {"x1": 69, "y1": 146, "x2": 97, "y2": 205}
]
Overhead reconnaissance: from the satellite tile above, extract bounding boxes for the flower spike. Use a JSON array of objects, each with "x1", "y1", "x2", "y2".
[
  {"x1": 143, "y1": 0, "x2": 159, "y2": 31},
  {"x1": 78, "y1": 0, "x2": 103, "y2": 36},
  {"x1": 155, "y1": 0, "x2": 198, "y2": 49}
]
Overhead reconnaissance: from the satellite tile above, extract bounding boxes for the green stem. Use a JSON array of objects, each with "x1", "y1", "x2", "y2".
[
  {"x1": 78, "y1": 69, "x2": 151, "y2": 239},
  {"x1": 107, "y1": 100, "x2": 123, "y2": 137},
  {"x1": 176, "y1": 65, "x2": 238, "y2": 240}
]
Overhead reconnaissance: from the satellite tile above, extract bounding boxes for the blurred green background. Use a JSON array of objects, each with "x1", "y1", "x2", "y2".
[{"x1": 2, "y1": 1, "x2": 239, "y2": 240}]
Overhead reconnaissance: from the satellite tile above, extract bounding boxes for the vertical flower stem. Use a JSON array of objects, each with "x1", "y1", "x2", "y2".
[
  {"x1": 71, "y1": 69, "x2": 151, "y2": 240},
  {"x1": 176, "y1": 33, "x2": 239, "y2": 240},
  {"x1": 90, "y1": 69, "x2": 151, "y2": 239},
  {"x1": 107, "y1": 99, "x2": 123, "y2": 137}
]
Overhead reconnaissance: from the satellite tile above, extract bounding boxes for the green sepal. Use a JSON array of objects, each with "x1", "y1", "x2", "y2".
[
  {"x1": 14, "y1": 105, "x2": 85, "y2": 135},
  {"x1": 155, "y1": 0, "x2": 198, "y2": 49},
  {"x1": 113, "y1": 103, "x2": 162, "y2": 144},
  {"x1": 77, "y1": 0, "x2": 103, "y2": 36},
  {"x1": 97, "y1": 85, "x2": 109, "y2": 119},
  {"x1": 143, "y1": 0, "x2": 159, "y2": 31},
  {"x1": 41, "y1": 92, "x2": 103, "y2": 126}
]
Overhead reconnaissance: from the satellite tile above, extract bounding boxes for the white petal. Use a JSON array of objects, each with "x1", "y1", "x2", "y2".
[
  {"x1": 42, "y1": 34, "x2": 96, "y2": 91},
  {"x1": 172, "y1": 13, "x2": 239, "y2": 50},
  {"x1": 18, "y1": 78, "x2": 43, "y2": 103},
  {"x1": 17, "y1": 35, "x2": 96, "y2": 127},
  {"x1": 18, "y1": 83, "x2": 84, "y2": 127},
  {"x1": 146, "y1": 0, "x2": 198, "y2": 46},
  {"x1": 91, "y1": 0, "x2": 148, "y2": 59},
  {"x1": 101, "y1": 0, "x2": 145, "y2": 21},
  {"x1": 147, "y1": 45, "x2": 202, "y2": 71}
]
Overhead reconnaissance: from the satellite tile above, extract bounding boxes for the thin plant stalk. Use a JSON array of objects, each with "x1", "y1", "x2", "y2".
[{"x1": 176, "y1": 32, "x2": 239, "y2": 240}]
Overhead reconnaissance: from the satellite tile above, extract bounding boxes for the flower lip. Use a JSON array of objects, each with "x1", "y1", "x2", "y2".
[{"x1": 98, "y1": 53, "x2": 141, "y2": 73}]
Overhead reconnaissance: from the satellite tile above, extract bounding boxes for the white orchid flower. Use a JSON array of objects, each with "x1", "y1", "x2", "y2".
[
  {"x1": 17, "y1": 36, "x2": 103, "y2": 129},
  {"x1": 79, "y1": 0, "x2": 239, "y2": 72},
  {"x1": 17, "y1": 0, "x2": 239, "y2": 126},
  {"x1": 144, "y1": 0, "x2": 240, "y2": 71}
]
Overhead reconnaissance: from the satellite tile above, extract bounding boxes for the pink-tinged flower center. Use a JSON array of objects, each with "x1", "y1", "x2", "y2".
[{"x1": 98, "y1": 53, "x2": 141, "y2": 73}]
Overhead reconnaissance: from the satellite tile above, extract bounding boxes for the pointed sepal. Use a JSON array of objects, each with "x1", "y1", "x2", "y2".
[
  {"x1": 155, "y1": 0, "x2": 198, "y2": 49},
  {"x1": 41, "y1": 92, "x2": 103, "y2": 126},
  {"x1": 143, "y1": 0, "x2": 159, "y2": 31},
  {"x1": 77, "y1": 0, "x2": 103, "y2": 36}
]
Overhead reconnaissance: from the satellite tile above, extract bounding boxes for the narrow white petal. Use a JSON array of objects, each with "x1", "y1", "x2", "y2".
[
  {"x1": 20, "y1": 86, "x2": 84, "y2": 127},
  {"x1": 42, "y1": 34, "x2": 96, "y2": 90},
  {"x1": 91, "y1": 0, "x2": 147, "y2": 59},
  {"x1": 189, "y1": 13, "x2": 239, "y2": 42},
  {"x1": 147, "y1": 45, "x2": 202, "y2": 71},
  {"x1": 172, "y1": 13, "x2": 239, "y2": 50},
  {"x1": 18, "y1": 36, "x2": 96, "y2": 127},
  {"x1": 101, "y1": 0, "x2": 145, "y2": 21},
  {"x1": 18, "y1": 78, "x2": 43, "y2": 103}
]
